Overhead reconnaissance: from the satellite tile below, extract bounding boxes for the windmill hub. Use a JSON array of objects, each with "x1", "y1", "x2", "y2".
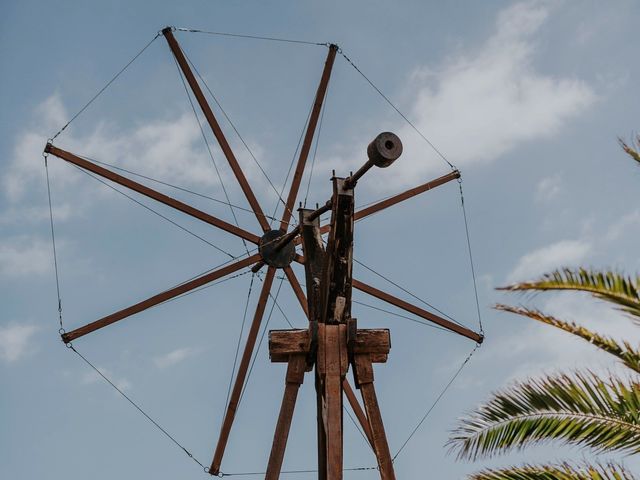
[{"x1": 259, "y1": 229, "x2": 296, "y2": 268}]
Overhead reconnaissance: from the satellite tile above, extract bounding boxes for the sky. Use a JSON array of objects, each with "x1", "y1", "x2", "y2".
[{"x1": 2, "y1": 0, "x2": 640, "y2": 478}]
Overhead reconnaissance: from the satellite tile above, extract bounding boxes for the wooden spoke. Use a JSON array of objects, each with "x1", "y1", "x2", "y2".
[
  {"x1": 279, "y1": 45, "x2": 338, "y2": 232},
  {"x1": 315, "y1": 170, "x2": 461, "y2": 237},
  {"x1": 45, "y1": 144, "x2": 260, "y2": 245},
  {"x1": 354, "y1": 170, "x2": 460, "y2": 221},
  {"x1": 283, "y1": 266, "x2": 309, "y2": 319},
  {"x1": 61, "y1": 253, "x2": 261, "y2": 343},
  {"x1": 163, "y1": 28, "x2": 271, "y2": 232},
  {"x1": 352, "y1": 279, "x2": 483, "y2": 343},
  {"x1": 210, "y1": 267, "x2": 277, "y2": 475}
]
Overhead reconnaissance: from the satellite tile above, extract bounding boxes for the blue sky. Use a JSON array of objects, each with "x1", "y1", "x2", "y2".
[{"x1": 2, "y1": 0, "x2": 640, "y2": 478}]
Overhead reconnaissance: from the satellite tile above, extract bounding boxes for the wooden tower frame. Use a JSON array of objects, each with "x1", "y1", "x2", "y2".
[{"x1": 44, "y1": 27, "x2": 483, "y2": 479}]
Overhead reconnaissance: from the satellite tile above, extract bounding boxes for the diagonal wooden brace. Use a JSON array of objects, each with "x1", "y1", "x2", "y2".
[
  {"x1": 353, "y1": 353, "x2": 396, "y2": 480},
  {"x1": 265, "y1": 354, "x2": 307, "y2": 480}
]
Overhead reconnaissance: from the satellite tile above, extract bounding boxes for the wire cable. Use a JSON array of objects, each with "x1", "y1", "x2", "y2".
[
  {"x1": 224, "y1": 273, "x2": 256, "y2": 419},
  {"x1": 353, "y1": 258, "x2": 465, "y2": 328},
  {"x1": 71, "y1": 164, "x2": 237, "y2": 258},
  {"x1": 176, "y1": 27, "x2": 327, "y2": 47},
  {"x1": 181, "y1": 48, "x2": 292, "y2": 221},
  {"x1": 68, "y1": 344, "x2": 210, "y2": 472},
  {"x1": 51, "y1": 33, "x2": 161, "y2": 141},
  {"x1": 338, "y1": 49, "x2": 456, "y2": 171},
  {"x1": 459, "y1": 179, "x2": 484, "y2": 336},
  {"x1": 172, "y1": 52, "x2": 251, "y2": 256},
  {"x1": 392, "y1": 343, "x2": 479, "y2": 461},
  {"x1": 44, "y1": 154, "x2": 65, "y2": 333}
]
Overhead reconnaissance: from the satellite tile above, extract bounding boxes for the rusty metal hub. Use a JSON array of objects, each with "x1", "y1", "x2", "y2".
[{"x1": 259, "y1": 230, "x2": 296, "y2": 268}]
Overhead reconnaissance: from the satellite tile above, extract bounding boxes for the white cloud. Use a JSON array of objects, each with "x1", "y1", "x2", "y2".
[
  {"x1": 3, "y1": 94, "x2": 233, "y2": 206},
  {"x1": 0, "y1": 323, "x2": 39, "y2": 362},
  {"x1": 322, "y1": 1, "x2": 596, "y2": 192},
  {"x1": 82, "y1": 367, "x2": 131, "y2": 391},
  {"x1": 535, "y1": 174, "x2": 562, "y2": 202},
  {"x1": 0, "y1": 203, "x2": 74, "y2": 226},
  {"x1": 507, "y1": 239, "x2": 591, "y2": 282},
  {"x1": 605, "y1": 209, "x2": 640, "y2": 242},
  {"x1": 153, "y1": 346, "x2": 199, "y2": 368},
  {"x1": 0, "y1": 237, "x2": 52, "y2": 277}
]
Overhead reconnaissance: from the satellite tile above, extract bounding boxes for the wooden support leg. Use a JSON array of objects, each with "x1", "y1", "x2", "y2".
[
  {"x1": 354, "y1": 354, "x2": 396, "y2": 480},
  {"x1": 323, "y1": 325, "x2": 344, "y2": 480},
  {"x1": 315, "y1": 370, "x2": 327, "y2": 480},
  {"x1": 266, "y1": 354, "x2": 307, "y2": 480}
]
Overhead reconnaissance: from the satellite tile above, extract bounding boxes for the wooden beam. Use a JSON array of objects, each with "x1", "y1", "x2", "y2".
[
  {"x1": 283, "y1": 266, "x2": 309, "y2": 319},
  {"x1": 45, "y1": 144, "x2": 260, "y2": 244},
  {"x1": 354, "y1": 354, "x2": 396, "y2": 480},
  {"x1": 314, "y1": 170, "x2": 461, "y2": 237},
  {"x1": 265, "y1": 354, "x2": 306, "y2": 480},
  {"x1": 342, "y1": 379, "x2": 374, "y2": 447},
  {"x1": 352, "y1": 279, "x2": 483, "y2": 343},
  {"x1": 162, "y1": 28, "x2": 271, "y2": 232},
  {"x1": 279, "y1": 45, "x2": 338, "y2": 231},
  {"x1": 210, "y1": 267, "x2": 276, "y2": 475},
  {"x1": 61, "y1": 253, "x2": 261, "y2": 343}
]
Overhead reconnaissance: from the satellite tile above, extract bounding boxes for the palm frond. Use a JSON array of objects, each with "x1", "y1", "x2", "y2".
[
  {"x1": 495, "y1": 304, "x2": 640, "y2": 374},
  {"x1": 448, "y1": 371, "x2": 640, "y2": 461},
  {"x1": 468, "y1": 461, "x2": 637, "y2": 480},
  {"x1": 498, "y1": 269, "x2": 640, "y2": 322},
  {"x1": 619, "y1": 136, "x2": 640, "y2": 165}
]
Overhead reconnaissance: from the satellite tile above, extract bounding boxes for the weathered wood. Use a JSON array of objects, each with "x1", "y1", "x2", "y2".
[
  {"x1": 162, "y1": 28, "x2": 271, "y2": 232},
  {"x1": 279, "y1": 45, "x2": 338, "y2": 231},
  {"x1": 265, "y1": 354, "x2": 306, "y2": 480},
  {"x1": 269, "y1": 329, "x2": 310, "y2": 361},
  {"x1": 353, "y1": 278, "x2": 483, "y2": 343},
  {"x1": 210, "y1": 267, "x2": 276, "y2": 475},
  {"x1": 320, "y1": 178, "x2": 354, "y2": 325},
  {"x1": 342, "y1": 379, "x2": 374, "y2": 447},
  {"x1": 353, "y1": 329, "x2": 391, "y2": 355},
  {"x1": 61, "y1": 253, "x2": 260, "y2": 343},
  {"x1": 354, "y1": 354, "x2": 396, "y2": 480},
  {"x1": 299, "y1": 208, "x2": 326, "y2": 324},
  {"x1": 323, "y1": 325, "x2": 343, "y2": 480},
  {"x1": 45, "y1": 144, "x2": 260, "y2": 245}
]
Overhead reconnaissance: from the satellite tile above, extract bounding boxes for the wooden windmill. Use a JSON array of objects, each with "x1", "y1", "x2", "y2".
[{"x1": 44, "y1": 27, "x2": 483, "y2": 479}]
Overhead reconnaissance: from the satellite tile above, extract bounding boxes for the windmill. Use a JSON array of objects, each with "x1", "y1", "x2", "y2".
[{"x1": 43, "y1": 26, "x2": 483, "y2": 479}]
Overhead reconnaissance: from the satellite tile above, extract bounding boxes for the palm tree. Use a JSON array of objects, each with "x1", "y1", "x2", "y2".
[{"x1": 447, "y1": 143, "x2": 640, "y2": 479}]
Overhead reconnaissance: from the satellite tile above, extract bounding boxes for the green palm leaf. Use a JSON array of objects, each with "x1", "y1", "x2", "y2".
[
  {"x1": 448, "y1": 371, "x2": 640, "y2": 461},
  {"x1": 498, "y1": 269, "x2": 640, "y2": 321},
  {"x1": 619, "y1": 136, "x2": 640, "y2": 165},
  {"x1": 468, "y1": 461, "x2": 637, "y2": 480},
  {"x1": 495, "y1": 304, "x2": 640, "y2": 374}
]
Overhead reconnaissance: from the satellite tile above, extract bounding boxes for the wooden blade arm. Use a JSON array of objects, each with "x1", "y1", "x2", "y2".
[
  {"x1": 45, "y1": 144, "x2": 260, "y2": 245},
  {"x1": 283, "y1": 266, "x2": 309, "y2": 319},
  {"x1": 355, "y1": 170, "x2": 460, "y2": 221},
  {"x1": 315, "y1": 170, "x2": 461, "y2": 236},
  {"x1": 162, "y1": 28, "x2": 270, "y2": 233},
  {"x1": 210, "y1": 267, "x2": 276, "y2": 475},
  {"x1": 61, "y1": 253, "x2": 261, "y2": 343},
  {"x1": 279, "y1": 45, "x2": 338, "y2": 231},
  {"x1": 352, "y1": 279, "x2": 483, "y2": 343}
]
